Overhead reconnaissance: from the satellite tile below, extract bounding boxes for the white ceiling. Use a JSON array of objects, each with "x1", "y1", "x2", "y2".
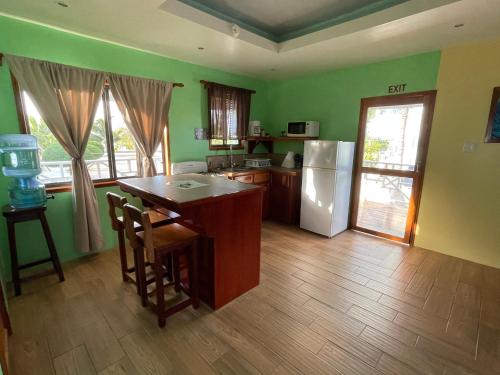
[{"x1": 1, "y1": 0, "x2": 500, "y2": 80}]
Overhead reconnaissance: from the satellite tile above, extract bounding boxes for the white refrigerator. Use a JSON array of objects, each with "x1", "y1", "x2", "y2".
[{"x1": 300, "y1": 140, "x2": 355, "y2": 237}]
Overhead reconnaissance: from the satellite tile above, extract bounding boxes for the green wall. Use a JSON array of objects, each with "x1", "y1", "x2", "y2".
[
  {"x1": 0, "y1": 15, "x2": 267, "y2": 276},
  {"x1": 0, "y1": 14, "x2": 443, "y2": 281},
  {"x1": 266, "y1": 52, "x2": 441, "y2": 153}
]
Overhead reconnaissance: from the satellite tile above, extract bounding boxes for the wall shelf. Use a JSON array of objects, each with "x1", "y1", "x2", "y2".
[{"x1": 245, "y1": 136, "x2": 318, "y2": 154}]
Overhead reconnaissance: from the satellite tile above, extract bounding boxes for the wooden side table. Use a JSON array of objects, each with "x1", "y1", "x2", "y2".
[{"x1": 2, "y1": 205, "x2": 65, "y2": 296}]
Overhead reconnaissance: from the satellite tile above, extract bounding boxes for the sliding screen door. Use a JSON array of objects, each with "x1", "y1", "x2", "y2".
[{"x1": 351, "y1": 91, "x2": 436, "y2": 243}]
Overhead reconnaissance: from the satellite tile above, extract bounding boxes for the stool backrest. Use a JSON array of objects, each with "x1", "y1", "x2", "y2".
[
  {"x1": 106, "y1": 192, "x2": 127, "y2": 231},
  {"x1": 123, "y1": 203, "x2": 154, "y2": 255}
]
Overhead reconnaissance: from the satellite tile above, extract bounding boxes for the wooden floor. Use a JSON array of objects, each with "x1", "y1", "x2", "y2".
[
  {"x1": 8, "y1": 221, "x2": 500, "y2": 375},
  {"x1": 357, "y1": 200, "x2": 408, "y2": 238}
]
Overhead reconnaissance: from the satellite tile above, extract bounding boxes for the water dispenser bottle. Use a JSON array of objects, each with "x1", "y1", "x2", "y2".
[{"x1": 0, "y1": 134, "x2": 47, "y2": 208}]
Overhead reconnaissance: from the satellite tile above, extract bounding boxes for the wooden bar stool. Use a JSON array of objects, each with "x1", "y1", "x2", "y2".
[
  {"x1": 2, "y1": 205, "x2": 64, "y2": 296},
  {"x1": 122, "y1": 203, "x2": 200, "y2": 328},
  {"x1": 106, "y1": 192, "x2": 179, "y2": 290}
]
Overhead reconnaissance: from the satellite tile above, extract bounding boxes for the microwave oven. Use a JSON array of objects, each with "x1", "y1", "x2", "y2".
[{"x1": 287, "y1": 121, "x2": 319, "y2": 137}]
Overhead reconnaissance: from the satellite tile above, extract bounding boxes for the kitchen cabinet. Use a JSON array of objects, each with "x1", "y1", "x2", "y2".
[
  {"x1": 222, "y1": 167, "x2": 300, "y2": 223},
  {"x1": 260, "y1": 182, "x2": 270, "y2": 219},
  {"x1": 269, "y1": 170, "x2": 301, "y2": 225},
  {"x1": 225, "y1": 170, "x2": 270, "y2": 219}
]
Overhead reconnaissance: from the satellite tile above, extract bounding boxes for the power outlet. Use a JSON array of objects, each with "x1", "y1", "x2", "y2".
[{"x1": 462, "y1": 141, "x2": 476, "y2": 153}]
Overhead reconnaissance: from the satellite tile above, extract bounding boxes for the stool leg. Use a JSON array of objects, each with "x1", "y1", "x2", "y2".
[
  {"x1": 189, "y1": 241, "x2": 200, "y2": 309},
  {"x1": 173, "y1": 253, "x2": 181, "y2": 293},
  {"x1": 117, "y1": 228, "x2": 128, "y2": 282},
  {"x1": 136, "y1": 247, "x2": 148, "y2": 307},
  {"x1": 133, "y1": 247, "x2": 141, "y2": 296},
  {"x1": 6, "y1": 219, "x2": 21, "y2": 296},
  {"x1": 154, "y1": 252, "x2": 166, "y2": 328},
  {"x1": 165, "y1": 253, "x2": 173, "y2": 282},
  {"x1": 40, "y1": 211, "x2": 64, "y2": 282}
]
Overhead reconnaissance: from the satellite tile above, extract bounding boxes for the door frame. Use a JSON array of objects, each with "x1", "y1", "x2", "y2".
[{"x1": 350, "y1": 90, "x2": 437, "y2": 244}]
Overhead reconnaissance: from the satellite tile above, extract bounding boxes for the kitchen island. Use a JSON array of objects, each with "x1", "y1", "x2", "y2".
[{"x1": 117, "y1": 174, "x2": 263, "y2": 309}]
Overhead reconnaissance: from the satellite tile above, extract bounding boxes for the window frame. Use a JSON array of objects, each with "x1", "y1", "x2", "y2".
[
  {"x1": 10, "y1": 73, "x2": 170, "y2": 192},
  {"x1": 208, "y1": 138, "x2": 243, "y2": 151}
]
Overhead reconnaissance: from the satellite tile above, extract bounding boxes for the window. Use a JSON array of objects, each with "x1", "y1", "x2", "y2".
[
  {"x1": 208, "y1": 102, "x2": 242, "y2": 149},
  {"x1": 205, "y1": 82, "x2": 252, "y2": 150},
  {"x1": 19, "y1": 86, "x2": 167, "y2": 186}
]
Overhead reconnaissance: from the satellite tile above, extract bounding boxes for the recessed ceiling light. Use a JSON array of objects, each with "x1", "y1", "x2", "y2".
[
  {"x1": 56, "y1": 1, "x2": 69, "y2": 7},
  {"x1": 197, "y1": 47, "x2": 205, "y2": 51},
  {"x1": 454, "y1": 23, "x2": 465, "y2": 28}
]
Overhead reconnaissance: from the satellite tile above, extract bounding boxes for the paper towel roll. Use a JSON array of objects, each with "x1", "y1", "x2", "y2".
[{"x1": 281, "y1": 151, "x2": 295, "y2": 169}]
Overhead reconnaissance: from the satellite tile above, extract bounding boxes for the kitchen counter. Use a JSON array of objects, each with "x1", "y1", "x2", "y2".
[
  {"x1": 216, "y1": 166, "x2": 302, "y2": 178},
  {"x1": 117, "y1": 174, "x2": 263, "y2": 309},
  {"x1": 117, "y1": 174, "x2": 262, "y2": 207}
]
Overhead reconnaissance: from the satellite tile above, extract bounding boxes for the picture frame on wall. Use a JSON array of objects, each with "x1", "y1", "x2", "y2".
[{"x1": 485, "y1": 86, "x2": 500, "y2": 143}]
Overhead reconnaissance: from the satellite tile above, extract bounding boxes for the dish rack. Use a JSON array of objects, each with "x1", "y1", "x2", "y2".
[{"x1": 245, "y1": 158, "x2": 271, "y2": 168}]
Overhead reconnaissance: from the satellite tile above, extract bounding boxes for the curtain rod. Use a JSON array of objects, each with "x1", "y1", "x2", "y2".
[
  {"x1": 104, "y1": 79, "x2": 183, "y2": 88},
  {"x1": 0, "y1": 53, "x2": 184, "y2": 88},
  {"x1": 200, "y1": 80, "x2": 256, "y2": 94}
]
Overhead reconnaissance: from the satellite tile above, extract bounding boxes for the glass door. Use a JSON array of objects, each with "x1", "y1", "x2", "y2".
[{"x1": 351, "y1": 91, "x2": 436, "y2": 243}]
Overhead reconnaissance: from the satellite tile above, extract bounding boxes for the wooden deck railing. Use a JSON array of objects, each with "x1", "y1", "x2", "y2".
[{"x1": 39, "y1": 152, "x2": 163, "y2": 183}]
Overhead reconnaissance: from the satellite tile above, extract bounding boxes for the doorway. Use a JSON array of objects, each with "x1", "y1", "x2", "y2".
[{"x1": 350, "y1": 91, "x2": 436, "y2": 244}]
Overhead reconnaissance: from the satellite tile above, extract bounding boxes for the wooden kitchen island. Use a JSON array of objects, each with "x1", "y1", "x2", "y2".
[{"x1": 117, "y1": 174, "x2": 263, "y2": 309}]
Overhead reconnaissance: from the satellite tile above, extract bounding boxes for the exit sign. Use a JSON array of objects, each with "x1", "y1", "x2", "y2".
[{"x1": 388, "y1": 83, "x2": 407, "y2": 94}]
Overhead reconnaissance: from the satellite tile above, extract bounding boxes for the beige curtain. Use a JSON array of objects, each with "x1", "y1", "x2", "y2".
[
  {"x1": 7, "y1": 55, "x2": 105, "y2": 253},
  {"x1": 108, "y1": 74, "x2": 173, "y2": 177}
]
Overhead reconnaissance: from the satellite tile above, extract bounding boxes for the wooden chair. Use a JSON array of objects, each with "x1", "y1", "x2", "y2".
[
  {"x1": 106, "y1": 192, "x2": 179, "y2": 290},
  {"x1": 122, "y1": 203, "x2": 200, "y2": 328}
]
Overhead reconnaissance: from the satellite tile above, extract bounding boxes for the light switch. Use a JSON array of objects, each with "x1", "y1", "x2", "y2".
[{"x1": 462, "y1": 141, "x2": 476, "y2": 153}]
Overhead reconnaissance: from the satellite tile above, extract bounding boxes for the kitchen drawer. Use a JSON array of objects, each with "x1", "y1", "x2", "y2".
[
  {"x1": 235, "y1": 175, "x2": 253, "y2": 183},
  {"x1": 253, "y1": 172, "x2": 270, "y2": 183}
]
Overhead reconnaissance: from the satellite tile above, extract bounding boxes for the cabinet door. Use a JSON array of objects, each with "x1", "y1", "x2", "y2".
[
  {"x1": 270, "y1": 172, "x2": 291, "y2": 223},
  {"x1": 270, "y1": 171, "x2": 301, "y2": 224},
  {"x1": 231, "y1": 173, "x2": 268, "y2": 219},
  {"x1": 258, "y1": 182, "x2": 270, "y2": 219},
  {"x1": 289, "y1": 174, "x2": 301, "y2": 224}
]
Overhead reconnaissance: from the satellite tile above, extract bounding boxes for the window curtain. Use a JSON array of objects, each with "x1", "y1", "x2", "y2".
[
  {"x1": 205, "y1": 82, "x2": 252, "y2": 140},
  {"x1": 108, "y1": 74, "x2": 173, "y2": 177},
  {"x1": 6, "y1": 55, "x2": 105, "y2": 253}
]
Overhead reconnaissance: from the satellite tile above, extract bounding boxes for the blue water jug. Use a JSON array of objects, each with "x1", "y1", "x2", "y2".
[{"x1": 0, "y1": 134, "x2": 47, "y2": 208}]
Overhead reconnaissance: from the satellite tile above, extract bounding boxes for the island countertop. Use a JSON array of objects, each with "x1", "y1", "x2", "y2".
[
  {"x1": 117, "y1": 173, "x2": 264, "y2": 309},
  {"x1": 117, "y1": 174, "x2": 263, "y2": 208}
]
